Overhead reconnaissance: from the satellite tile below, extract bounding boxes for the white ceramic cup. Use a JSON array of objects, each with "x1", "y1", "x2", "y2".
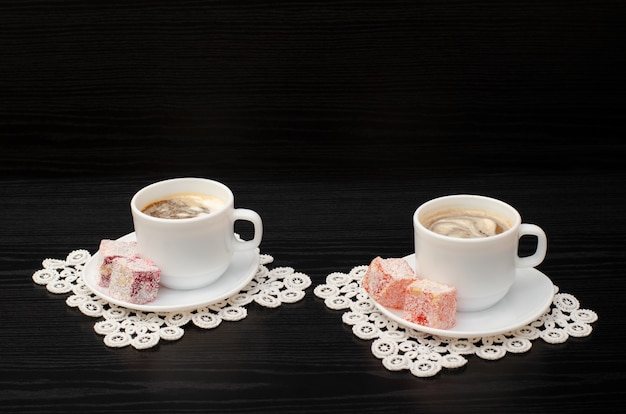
[
  {"x1": 130, "y1": 177, "x2": 263, "y2": 290},
  {"x1": 413, "y1": 194, "x2": 547, "y2": 312}
]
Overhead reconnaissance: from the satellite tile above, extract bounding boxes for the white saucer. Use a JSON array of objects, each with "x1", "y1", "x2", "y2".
[
  {"x1": 83, "y1": 233, "x2": 259, "y2": 312},
  {"x1": 369, "y1": 254, "x2": 555, "y2": 338}
]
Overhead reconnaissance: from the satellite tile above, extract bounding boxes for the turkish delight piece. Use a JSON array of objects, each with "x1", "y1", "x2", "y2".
[
  {"x1": 97, "y1": 239, "x2": 139, "y2": 287},
  {"x1": 362, "y1": 256, "x2": 417, "y2": 309},
  {"x1": 403, "y1": 279, "x2": 457, "y2": 330},
  {"x1": 108, "y1": 257, "x2": 161, "y2": 305}
]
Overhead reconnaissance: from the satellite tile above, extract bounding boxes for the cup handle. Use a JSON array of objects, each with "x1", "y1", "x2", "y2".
[
  {"x1": 232, "y1": 208, "x2": 263, "y2": 251},
  {"x1": 515, "y1": 223, "x2": 547, "y2": 268}
]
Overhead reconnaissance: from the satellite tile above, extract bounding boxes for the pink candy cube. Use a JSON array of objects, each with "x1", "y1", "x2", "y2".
[
  {"x1": 362, "y1": 256, "x2": 417, "y2": 309},
  {"x1": 97, "y1": 239, "x2": 139, "y2": 287},
  {"x1": 403, "y1": 279, "x2": 457, "y2": 330},
  {"x1": 108, "y1": 257, "x2": 161, "y2": 305}
]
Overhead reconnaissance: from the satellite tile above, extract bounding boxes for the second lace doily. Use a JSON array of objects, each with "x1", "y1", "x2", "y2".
[{"x1": 314, "y1": 264, "x2": 598, "y2": 378}]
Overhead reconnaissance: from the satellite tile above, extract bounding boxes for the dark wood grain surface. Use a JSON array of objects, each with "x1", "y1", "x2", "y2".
[{"x1": 1, "y1": 1, "x2": 625, "y2": 413}]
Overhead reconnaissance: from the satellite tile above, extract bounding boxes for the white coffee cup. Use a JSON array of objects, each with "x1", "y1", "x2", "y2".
[
  {"x1": 413, "y1": 194, "x2": 547, "y2": 312},
  {"x1": 130, "y1": 177, "x2": 263, "y2": 290}
]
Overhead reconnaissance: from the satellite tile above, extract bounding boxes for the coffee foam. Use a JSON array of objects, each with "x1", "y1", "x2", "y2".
[
  {"x1": 141, "y1": 192, "x2": 226, "y2": 219},
  {"x1": 423, "y1": 209, "x2": 510, "y2": 238}
]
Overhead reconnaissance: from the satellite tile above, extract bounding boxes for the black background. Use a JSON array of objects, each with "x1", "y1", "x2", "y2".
[{"x1": 1, "y1": 1, "x2": 625, "y2": 413}]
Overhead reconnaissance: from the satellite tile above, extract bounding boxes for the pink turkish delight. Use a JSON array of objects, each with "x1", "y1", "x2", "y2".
[
  {"x1": 362, "y1": 256, "x2": 417, "y2": 309},
  {"x1": 108, "y1": 257, "x2": 161, "y2": 305},
  {"x1": 363, "y1": 256, "x2": 458, "y2": 330},
  {"x1": 403, "y1": 279, "x2": 457, "y2": 330},
  {"x1": 97, "y1": 239, "x2": 139, "y2": 287}
]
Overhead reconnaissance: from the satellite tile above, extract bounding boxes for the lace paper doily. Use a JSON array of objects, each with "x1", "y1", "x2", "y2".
[
  {"x1": 33, "y1": 249, "x2": 311, "y2": 350},
  {"x1": 314, "y1": 265, "x2": 598, "y2": 378}
]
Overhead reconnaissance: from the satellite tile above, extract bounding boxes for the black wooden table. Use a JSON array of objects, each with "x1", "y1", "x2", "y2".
[{"x1": 1, "y1": 1, "x2": 624, "y2": 413}]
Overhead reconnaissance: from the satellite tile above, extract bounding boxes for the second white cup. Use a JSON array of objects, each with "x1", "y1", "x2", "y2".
[{"x1": 414, "y1": 194, "x2": 547, "y2": 312}]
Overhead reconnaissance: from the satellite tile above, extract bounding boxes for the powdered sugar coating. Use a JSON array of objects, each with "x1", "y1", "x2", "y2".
[
  {"x1": 98, "y1": 239, "x2": 139, "y2": 287},
  {"x1": 108, "y1": 257, "x2": 161, "y2": 305},
  {"x1": 362, "y1": 257, "x2": 417, "y2": 309},
  {"x1": 403, "y1": 279, "x2": 457, "y2": 329}
]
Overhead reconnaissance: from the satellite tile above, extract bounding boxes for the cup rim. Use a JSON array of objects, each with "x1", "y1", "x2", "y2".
[
  {"x1": 414, "y1": 194, "x2": 522, "y2": 242},
  {"x1": 130, "y1": 177, "x2": 234, "y2": 223}
]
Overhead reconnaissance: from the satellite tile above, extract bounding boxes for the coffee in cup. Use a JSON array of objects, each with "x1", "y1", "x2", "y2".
[
  {"x1": 422, "y1": 209, "x2": 511, "y2": 238},
  {"x1": 141, "y1": 192, "x2": 226, "y2": 219}
]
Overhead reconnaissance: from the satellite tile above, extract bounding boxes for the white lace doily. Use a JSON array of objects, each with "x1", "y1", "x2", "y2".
[
  {"x1": 33, "y1": 249, "x2": 311, "y2": 350},
  {"x1": 314, "y1": 264, "x2": 598, "y2": 378}
]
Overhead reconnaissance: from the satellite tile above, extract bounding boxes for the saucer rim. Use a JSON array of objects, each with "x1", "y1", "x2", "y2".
[
  {"x1": 367, "y1": 254, "x2": 555, "y2": 338},
  {"x1": 82, "y1": 232, "x2": 259, "y2": 312}
]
